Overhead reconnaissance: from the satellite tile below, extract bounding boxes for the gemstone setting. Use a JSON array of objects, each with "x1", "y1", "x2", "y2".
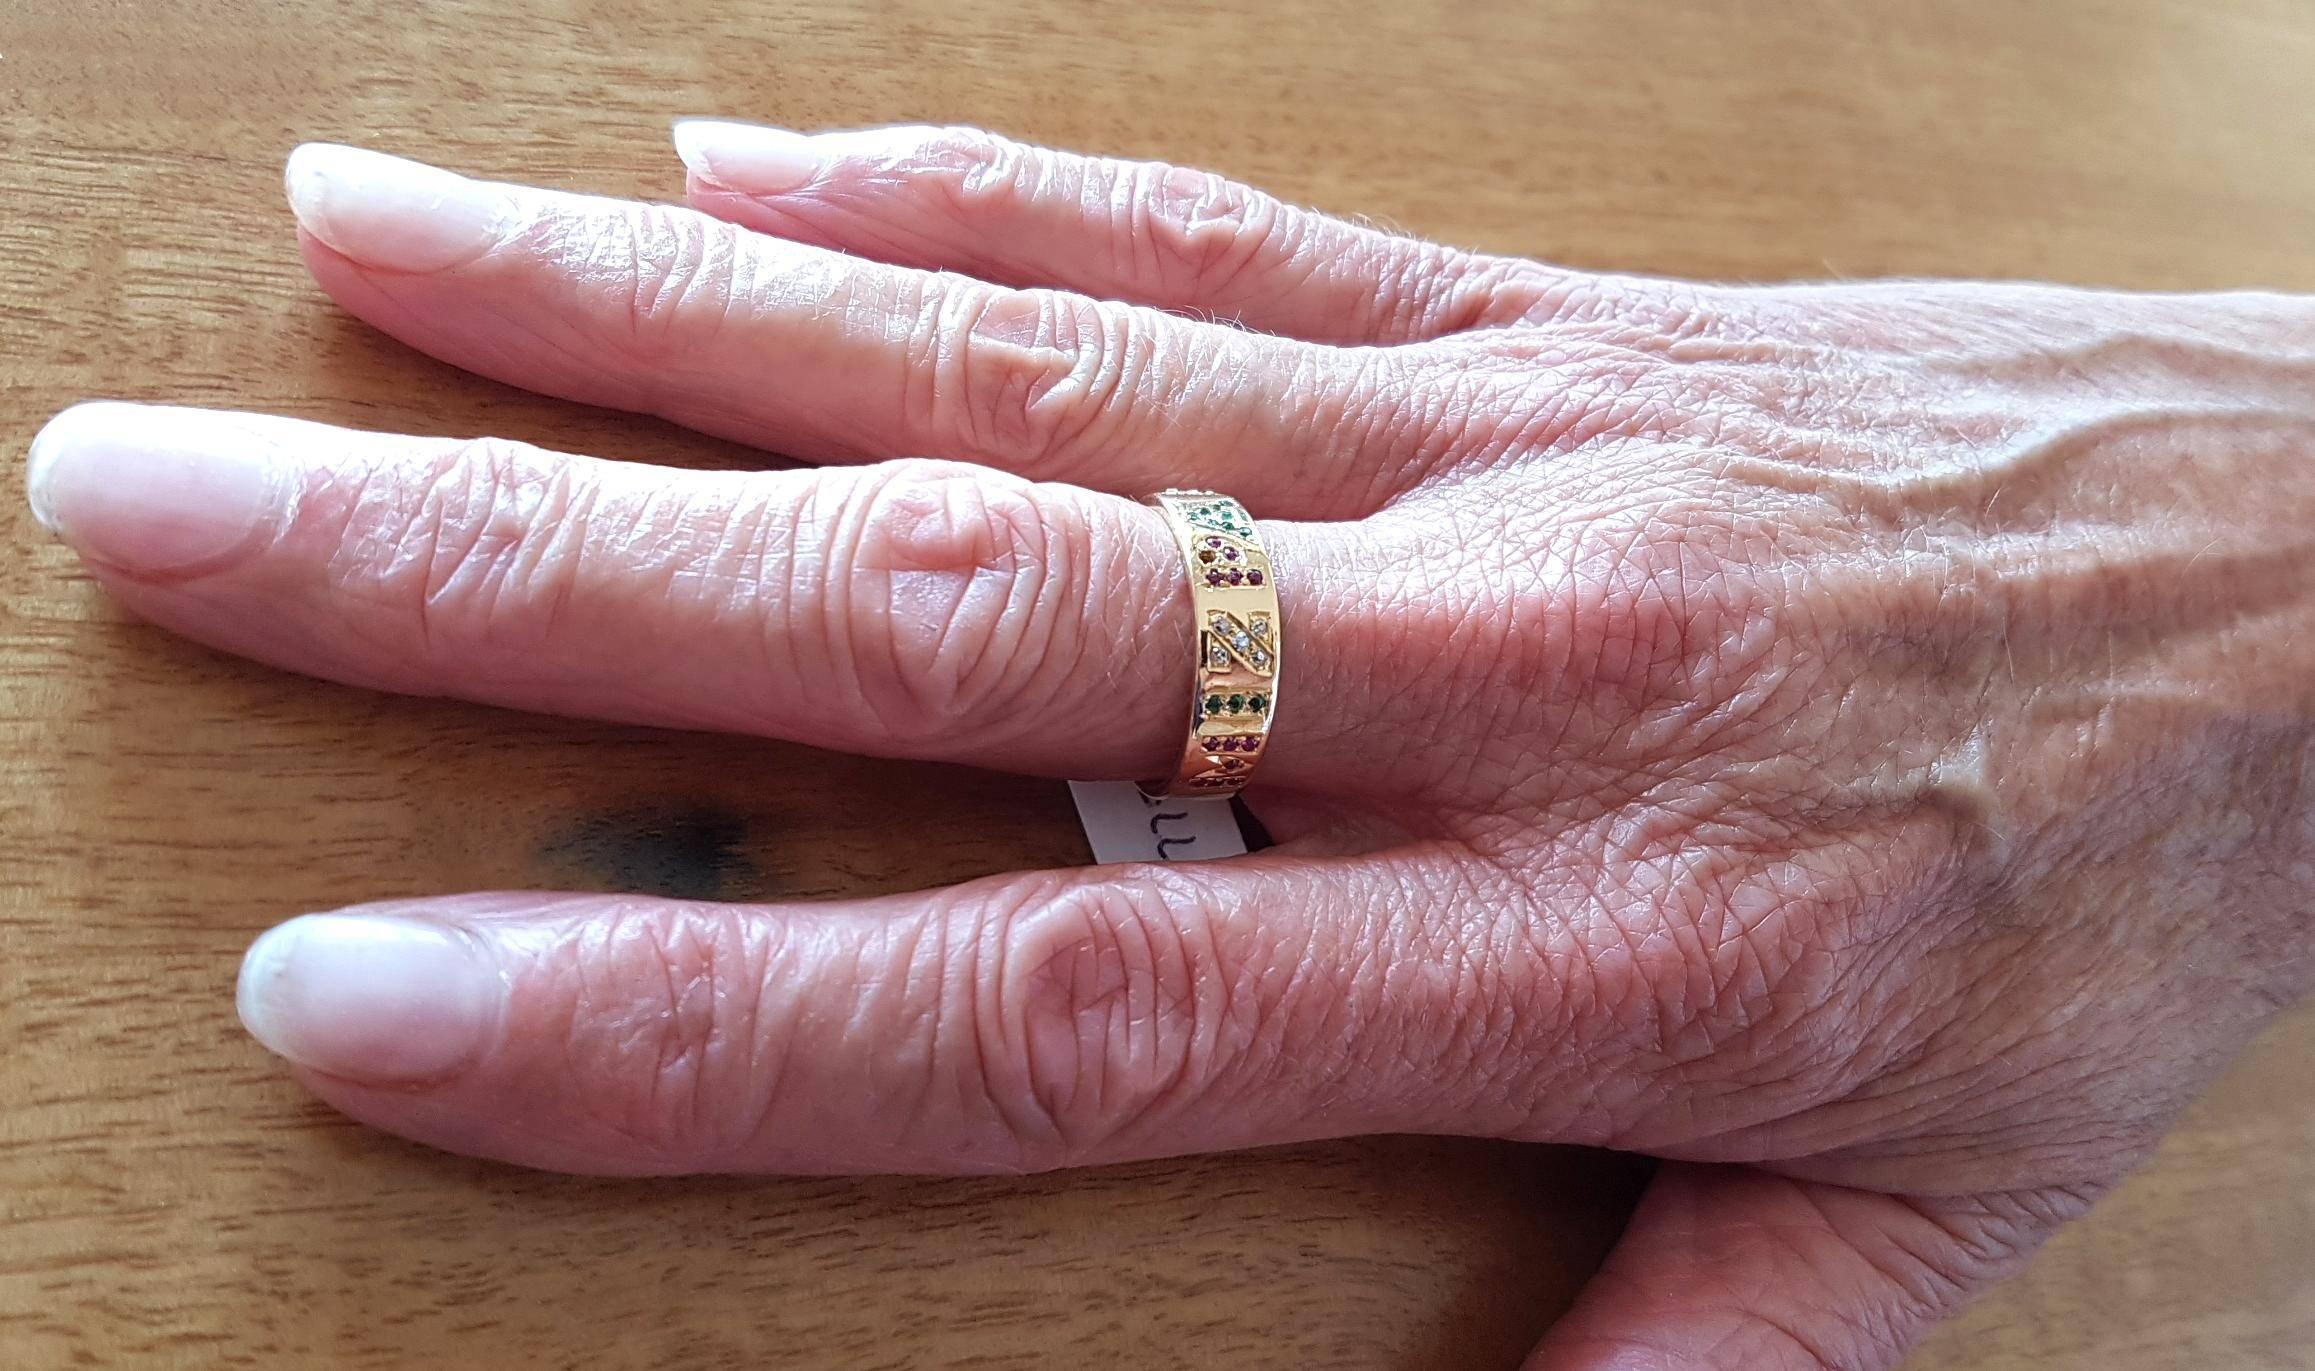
[{"x1": 1152, "y1": 491, "x2": 1279, "y2": 797}]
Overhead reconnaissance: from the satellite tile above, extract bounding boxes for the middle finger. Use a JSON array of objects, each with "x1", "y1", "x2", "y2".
[{"x1": 284, "y1": 144, "x2": 1408, "y2": 519}]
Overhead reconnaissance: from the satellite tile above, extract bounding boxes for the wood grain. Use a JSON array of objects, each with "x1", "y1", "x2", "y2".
[{"x1": 3, "y1": 1, "x2": 2312, "y2": 1366}]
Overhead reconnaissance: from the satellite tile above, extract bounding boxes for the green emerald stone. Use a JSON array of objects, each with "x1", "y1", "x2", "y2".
[
  {"x1": 1227, "y1": 694, "x2": 1245, "y2": 712},
  {"x1": 1184, "y1": 502, "x2": 1254, "y2": 538}
]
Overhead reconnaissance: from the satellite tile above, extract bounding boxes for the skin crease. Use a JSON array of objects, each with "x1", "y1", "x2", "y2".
[{"x1": 29, "y1": 125, "x2": 2315, "y2": 1369}]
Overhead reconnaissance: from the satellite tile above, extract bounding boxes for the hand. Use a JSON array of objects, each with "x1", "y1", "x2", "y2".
[{"x1": 28, "y1": 122, "x2": 2315, "y2": 1370}]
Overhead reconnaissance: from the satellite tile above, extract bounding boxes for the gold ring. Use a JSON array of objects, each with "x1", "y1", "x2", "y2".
[{"x1": 1141, "y1": 489, "x2": 1281, "y2": 799}]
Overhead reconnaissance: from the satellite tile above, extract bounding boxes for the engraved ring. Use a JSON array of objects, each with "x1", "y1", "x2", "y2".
[{"x1": 1140, "y1": 490, "x2": 1281, "y2": 799}]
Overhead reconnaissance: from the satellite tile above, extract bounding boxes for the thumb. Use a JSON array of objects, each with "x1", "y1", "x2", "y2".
[{"x1": 1526, "y1": 1164, "x2": 2097, "y2": 1371}]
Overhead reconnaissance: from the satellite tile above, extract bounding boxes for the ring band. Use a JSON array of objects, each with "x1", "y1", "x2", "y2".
[{"x1": 1141, "y1": 489, "x2": 1281, "y2": 799}]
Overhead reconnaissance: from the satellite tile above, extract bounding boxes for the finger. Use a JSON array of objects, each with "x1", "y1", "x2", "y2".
[
  {"x1": 672, "y1": 121, "x2": 1559, "y2": 346},
  {"x1": 28, "y1": 401, "x2": 1366, "y2": 785},
  {"x1": 284, "y1": 143, "x2": 1408, "y2": 517},
  {"x1": 1525, "y1": 1166, "x2": 2089, "y2": 1371},
  {"x1": 231, "y1": 850, "x2": 1491, "y2": 1175}
]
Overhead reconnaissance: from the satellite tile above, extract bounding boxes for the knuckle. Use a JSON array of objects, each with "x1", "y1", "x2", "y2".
[
  {"x1": 902, "y1": 125, "x2": 1039, "y2": 220},
  {"x1": 351, "y1": 435, "x2": 589, "y2": 659},
  {"x1": 548, "y1": 901, "x2": 777, "y2": 1167},
  {"x1": 1470, "y1": 338, "x2": 1731, "y2": 458},
  {"x1": 1131, "y1": 162, "x2": 1295, "y2": 301},
  {"x1": 1523, "y1": 490, "x2": 1782, "y2": 717},
  {"x1": 830, "y1": 459, "x2": 1074, "y2": 740},
  {"x1": 1633, "y1": 857, "x2": 1852, "y2": 1060},
  {"x1": 1477, "y1": 261, "x2": 1710, "y2": 338},
  {"x1": 1451, "y1": 256, "x2": 1599, "y2": 331},
  {"x1": 915, "y1": 282, "x2": 1141, "y2": 473},
  {"x1": 1533, "y1": 834, "x2": 1935, "y2": 1144},
  {"x1": 1377, "y1": 240, "x2": 1484, "y2": 335},
  {"x1": 539, "y1": 200, "x2": 744, "y2": 374},
  {"x1": 1514, "y1": 474, "x2": 1859, "y2": 777},
  {"x1": 971, "y1": 875, "x2": 1236, "y2": 1166}
]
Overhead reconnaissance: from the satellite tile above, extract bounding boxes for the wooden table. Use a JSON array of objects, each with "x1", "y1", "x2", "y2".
[{"x1": 4, "y1": 2, "x2": 2311, "y2": 1366}]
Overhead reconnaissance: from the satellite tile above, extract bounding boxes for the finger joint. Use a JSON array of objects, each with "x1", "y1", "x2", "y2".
[
  {"x1": 914, "y1": 282, "x2": 1144, "y2": 477},
  {"x1": 970, "y1": 876, "x2": 1241, "y2": 1167},
  {"x1": 827, "y1": 460, "x2": 1079, "y2": 743}
]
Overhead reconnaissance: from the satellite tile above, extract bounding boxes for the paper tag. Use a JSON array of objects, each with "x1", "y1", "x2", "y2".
[{"x1": 1067, "y1": 781, "x2": 1248, "y2": 864}]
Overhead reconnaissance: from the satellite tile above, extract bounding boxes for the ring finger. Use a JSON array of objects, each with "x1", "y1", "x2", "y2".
[{"x1": 27, "y1": 401, "x2": 1376, "y2": 789}]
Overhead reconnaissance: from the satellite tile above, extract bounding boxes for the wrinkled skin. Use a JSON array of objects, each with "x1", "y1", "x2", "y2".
[{"x1": 27, "y1": 123, "x2": 2315, "y2": 1369}]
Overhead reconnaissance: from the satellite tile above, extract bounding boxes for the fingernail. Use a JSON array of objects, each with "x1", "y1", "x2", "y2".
[
  {"x1": 28, "y1": 402, "x2": 285, "y2": 574},
  {"x1": 284, "y1": 142, "x2": 512, "y2": 273},
  {"x1": 671, "y1": 118, "x2": 824, "y2": 194},
  {"x1": 237, "y1": 914, "x2": 500, "y2": 1082}
]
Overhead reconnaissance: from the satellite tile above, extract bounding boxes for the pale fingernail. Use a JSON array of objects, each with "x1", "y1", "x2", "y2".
[
  {"x1": 236, "y1": 914, "x2": 500, "y2": 1083},
  {"x1": 671, "y1": 118, "x2": 825, "y2": 194},
  {"x1": 284, "y1": 142, "x2": 512, "y2": 273},
  {"x1": 27, "y1": 402, "x2": 285, "y2": 574}
]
